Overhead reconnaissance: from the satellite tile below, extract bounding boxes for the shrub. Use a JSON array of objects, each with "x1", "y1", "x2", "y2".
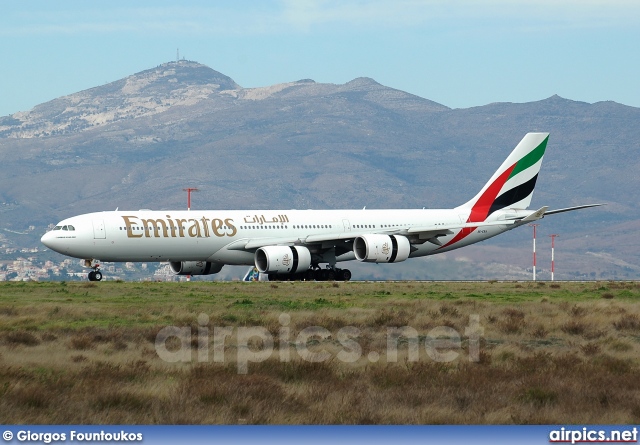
[
  {"x1": 532, "y1": 326, "x2": 548, "y2": 339},
  {"x1": 5, "y1": 331, "x2": 40, "y2": 347},
  {"x1": 613, "y1": 314, "x2": 640, "y2": 331},
  {"x1": 580, "y1": 343, "x2": 600, "y2": 356},
  {"x1": 69, "y1": 334, "x2": 94, "y2": 350},
  {"x1": 561, "y1": 321, "x2": 586, "y2": 336}
]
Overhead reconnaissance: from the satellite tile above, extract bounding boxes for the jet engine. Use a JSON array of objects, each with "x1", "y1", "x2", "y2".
[
  {"x1": 169, "y1": 261, "x2": 223, "y2": 275},
  {"x1": 353, "y1": 234, "x2": 410, "y2": 263},
  {"x1": 255, "y1": 246, "x2": 312, "y2": 274}
]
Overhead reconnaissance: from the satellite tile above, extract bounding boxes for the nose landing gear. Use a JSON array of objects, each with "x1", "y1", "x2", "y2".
[
  {"x1": 88, "y1": 269, "x2": 103, "y2": 281},
  {"x1": 84, "y1": 259, "x2": 103, "y2": 281}
]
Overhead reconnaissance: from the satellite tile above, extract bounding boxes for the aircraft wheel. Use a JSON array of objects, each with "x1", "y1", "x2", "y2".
[
  {"x1": 88, "y1": 271, "x2": 96, "y2": 281},
  {"x1": 305, "y1": 269, "x2": 315, "y2": 281},
  {"x1": 342, "y1": 269, "x2": 352, "y2": 281},
  {"x1": 94, "y1": 271, "x2": 103, "y2": 281},
  {"x1": 325, "y1": 270, "x2": 336, "y2": 281}
]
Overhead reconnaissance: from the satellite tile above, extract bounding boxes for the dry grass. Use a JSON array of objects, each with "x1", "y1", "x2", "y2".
[{"x1": 1, "y1": 280, "x2": 640, "y2": 424}]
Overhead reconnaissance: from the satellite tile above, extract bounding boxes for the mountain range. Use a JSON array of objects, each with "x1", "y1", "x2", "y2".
[{"x1": 1, "y1": 60, "x2": 638, "y2": 280}]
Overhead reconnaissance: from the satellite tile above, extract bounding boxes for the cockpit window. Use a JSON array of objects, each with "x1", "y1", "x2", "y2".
[{"x1": 53, "y1": 224, "x2": 75, "y2": 231}]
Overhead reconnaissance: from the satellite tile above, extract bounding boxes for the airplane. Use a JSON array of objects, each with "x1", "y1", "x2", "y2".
[{"x1": 41, "y1": 133, "x2": 601, "y2": 282}]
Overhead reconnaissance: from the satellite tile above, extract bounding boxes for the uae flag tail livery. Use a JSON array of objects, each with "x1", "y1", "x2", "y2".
[
  {"x1": 460, "y1": 132, "x2": 548, "y2": 219},
  {"x1": 443, "y1": 133, "x2": 560, "y2": 249}
]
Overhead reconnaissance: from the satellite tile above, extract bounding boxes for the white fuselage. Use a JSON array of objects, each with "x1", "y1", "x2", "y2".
[{"x1": 40, "y1": 207, "x2": 521, "y2": 265}]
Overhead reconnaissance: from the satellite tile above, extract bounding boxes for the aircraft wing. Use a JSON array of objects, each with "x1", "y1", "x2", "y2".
[
  {"x1": 224, "y1": 204, "x2": 603, "y2": 252},
  {"x1": 226, "y1": 220, "x2": 524, "y2": 252},
  {"x1": 226, "y1": 231, "x2": 374, "y2": 251},
  {"x1": 406, "y1": 219, "x2": 529, "y2": 246},
  {"x1": 228, "y1": 225, "x2": 479, "y2": 251}
]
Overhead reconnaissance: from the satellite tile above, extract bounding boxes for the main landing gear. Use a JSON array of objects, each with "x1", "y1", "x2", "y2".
[
  {"x1": 267, "y1": 266, "x2": 352, "y2": 282},
  {"x1": 84, "y1": 259, "x2": 103, "y2": 281}
]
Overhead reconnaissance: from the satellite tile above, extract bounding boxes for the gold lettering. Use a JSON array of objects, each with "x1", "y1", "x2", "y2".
[
  {"x1": 175, "y1": 218, "x2": 188, "y2": 237},
  {"x1": 211, "y1": 218, "x2": 224, "y2": 237},
  {"x1": 225, "y1": 218, "x2": 237, "y2": 237},
  {"x1": 166, "y1": 215, "x2": 176, "y2": 237},
  {"x1": 141, "y1": 218, "x2": 168, "y2": 238},
  {"x1": 188, "y1": 219, "x2": 201, "y2": 237},
  {"x1": 141, "y1": 219, "x2": 154, "y2": 238},
  {"x1": 200, "y1": 217, "x2": 210, "y2": 237},
  {"x1": 122, "y1": 216, "x2": 142, "y2": 238}
]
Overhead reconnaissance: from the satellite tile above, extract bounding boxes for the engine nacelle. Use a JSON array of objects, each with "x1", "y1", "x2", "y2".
[
  {"x1": 169, "y1": 261, "x2": 223, "y2": 275},
  {"x1": 353, "y1": 234, "x2": 411, "y2": 263},
  {"x1": 255, "y1": 246, "x2": 312, "y2": 274}
]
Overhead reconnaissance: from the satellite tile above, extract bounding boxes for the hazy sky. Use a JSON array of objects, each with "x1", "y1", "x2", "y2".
[{"x1": 1, "y1": 0, "x2": 639, "y2": 117}]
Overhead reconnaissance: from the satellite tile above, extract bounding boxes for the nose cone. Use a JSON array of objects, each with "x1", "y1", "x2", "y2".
[
  {"x1": 41, "y1": 229, "x2": 66, "y2": 254},
  {"x1": 41, "y1": 231, "x2": 54, "y2": 249},
  {"x1": 40, "y1": 231, "x2": 56, "y2": 250}
]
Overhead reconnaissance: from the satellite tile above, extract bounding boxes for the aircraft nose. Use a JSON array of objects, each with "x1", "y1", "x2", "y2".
[
  {"x1": 41, "y1": 230, "x2": 66, "y2": 253},
  {"x1": 41, "y1": 231, "x2": 53, "y2": 248}
]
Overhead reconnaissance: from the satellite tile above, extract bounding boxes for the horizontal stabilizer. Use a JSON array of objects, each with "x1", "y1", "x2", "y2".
[{"x1": 545, "y1": 204, "x2": 605, "y2": 215}]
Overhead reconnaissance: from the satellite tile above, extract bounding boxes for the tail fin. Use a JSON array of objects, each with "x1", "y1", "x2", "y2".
[{"x1": 456, "y1": 132, "x2": 549, "y2": 222}]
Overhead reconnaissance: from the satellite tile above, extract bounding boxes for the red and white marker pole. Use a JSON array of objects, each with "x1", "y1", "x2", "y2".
[
  {"x1": 528, "y1": 224, "x2": 539, "y2": 281},
  {"x1": 549, "y1": 234, "x2": 559, "y2": 281},
  {"x1": 183, "y1": 187, "x2": 199, "y2": 211}
]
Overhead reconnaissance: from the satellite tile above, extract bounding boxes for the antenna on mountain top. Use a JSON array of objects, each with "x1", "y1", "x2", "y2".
[{"x1": 176, "y1": 48, "x2": 179, "y2": 62}]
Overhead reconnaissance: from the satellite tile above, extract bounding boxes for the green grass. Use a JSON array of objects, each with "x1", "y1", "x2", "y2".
[{"x1": 1, "y1": 280, "x2": 640, "y2": 424}]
